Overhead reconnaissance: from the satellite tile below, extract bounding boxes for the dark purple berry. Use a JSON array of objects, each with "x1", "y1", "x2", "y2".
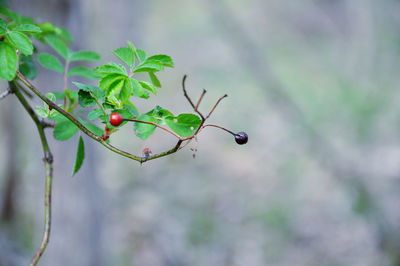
[{"x1": 235, "y1": 131, "x2": 248, "y2": 145}]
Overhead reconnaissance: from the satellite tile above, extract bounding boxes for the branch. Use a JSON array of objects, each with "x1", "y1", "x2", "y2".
[
  {"x1": 15, "y1": 71, "x2": 190, "y2": 163},
  {"x1": 142, "y1": 140, "x2": 183, "y2": 163},
  {"x1": 15, "y1": 72, "x2": 143, "y2": 162},
  {"x1": 9, "y1": 82, "x2": 53, "y2": 266}
]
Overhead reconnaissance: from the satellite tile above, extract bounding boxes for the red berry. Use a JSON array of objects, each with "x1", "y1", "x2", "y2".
[{"x1": 109, "y1": 112, "x2": 123, "y2": 127}]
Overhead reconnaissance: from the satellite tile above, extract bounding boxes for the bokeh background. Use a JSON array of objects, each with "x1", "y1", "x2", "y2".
[{"x1": 1, "y1": 0, "x2": 400, "y2": 265}]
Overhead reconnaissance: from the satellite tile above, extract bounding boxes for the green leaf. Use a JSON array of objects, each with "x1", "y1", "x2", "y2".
[
  {"x1": 133, "y1": 60, "x2": 164, "y2": 73},
  {"x1": 106, "y1": 78, "x2": 125, "y2": 97},
  {"x1": 130, "y1": 78, "x2": 144, "y2": 97},
  {"x1": 20, "y1": 17, "x2": 35, "y2": 25},
  {"x1": 99, "y1": 74, "x2": 123, "y2": 91},
  {"x1": 127, "y1": 40, "x2": 138, "y2": 57},
  {"x1": 0, "y1": 42, "x2": 17, "y2": 80},
  {"x1": 146, "y1": 106, "x2": 173, "y2": 125},
  {"x1": 104, "y1": 95, "x2": 120, "y2": 109},
  {"x1": 81, "y1": 121, "x2": 104, "y2": 137},
  {"x1": 118, "y1": 78, "x2": 132, "y2": 102},
  {"x1": 45, "y1": 92, "x2": 56, "y2": 102},
  {"x1": 65, "y1": 89, "x2": 78, "y2": 103},
  {"x1": 136, "y1": 49, "x2": 146, "y2": 62},
  {"x1": 141, "y1": 90, "x2": 150, "y2": 99},
  {"x1": 49, "y1": 109, "x2": 60, "y2": 119},
  {"x1": 113, "y1": 47, "x2": 135, "y2": 68},
  {"x1": 78, "y1": 90, "x2": 96, "y2": 107},
  {"x1": 122, "y1": 103, "x2": 139, "y2": 117},
  {"x1": 165, "y1": 114, "x2": 201, "y2": 137},
  {"x1": 6, "y1": 31, "x2": 33, "y2": 55},
  {"x1": 13, "y1": 24, "x2": 42, "y2": 33},
  {"x1": 19, "y1": 54, "x2": 37, "y2": 80},
  {"x1": 53, "y1": 120, "x2": 78, "y2": 141},
  {"x1": 134, "y1": 114, "x2": 156, "y2": 140},
  {"x1": 149, "y1": 72, "x2": 161, "y2": 87},
  {"x1": 73, "y1": 83, "x2": 104, "y2": 103},
  {"x1": 69, "y1": 51, "x2": 100, "y2": 62},
  {"x1": 94, "y1": 62, "x2": 127, "y2": 76},
  {"x1": 87, "y1": 109, "x2": 104, "y2": 120},
  {"x1": 55, "y1": 27, "x2": 73, "y2": 42},
  {"x1": 45, "y1": 35, "x2": 68, "y2": 59},
  {"x1": 37, "y1": 53, "x2": 64, "y2": 73},
  {"x1": 0, "y1": 7, "x2": 20, "y2": 22},
  {"x1": 73, "y1": 81, "x2": 92, "y2": 92},
  {"x1": 72, "y1": 135, "x2": 85, "y2": 176},
  {"x1": 39, "y1": 22, "x2": 56, "y2": 34},
  {"x1": 67, "y1": 66, "x2": 98, "y2": 80},
  {"x1": 48, "y1": 109, "x2": 67, "y2": 122},
  {"x1": 139, "y1": 80, "x2": 157, "y2": 95},
  {"x1": 147, "y1": 105, "x2": 173, "y2": 121},
  {"x1": 35, "y1": 106, "x2": 49, "y2": 118},
  {"x1": 0, "y1": 18, "x2": 7, "y2": 35},
  {"x1": 53, "y1": 91, "x2": 65, "y2": 100},
  {"x1": 147, "y1": 54, "x2": 174, "y2": 67}
]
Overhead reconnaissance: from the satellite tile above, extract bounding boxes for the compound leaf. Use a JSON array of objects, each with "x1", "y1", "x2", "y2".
[{"x1": 113, "y1": 47, "x2": 135, "y2": 68}]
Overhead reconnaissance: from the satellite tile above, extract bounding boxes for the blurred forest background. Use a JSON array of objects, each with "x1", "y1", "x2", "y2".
[{"x1": 1, "y1": 0, "x2": 400, "y2": 265}]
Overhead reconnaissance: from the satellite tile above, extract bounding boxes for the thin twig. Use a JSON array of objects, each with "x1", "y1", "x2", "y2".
[
  {"x1": 195, "y1": 89, "x2": 207, "y2": 112},
  {"x1": 182, "y1": 74, "x2": 195, "y2": 109},
  {"x1": 10, "y1": 82, "x2": 54, "y2": 266},
  {"x1": 206, "y1": 94, "x2": 227, "y2": 119},
  {"x1": 202, "y1": 124, "x2": 235, "y2": 135},
  {"x1": 182, "y1": 75, "x2": 205, "y2": 120}
]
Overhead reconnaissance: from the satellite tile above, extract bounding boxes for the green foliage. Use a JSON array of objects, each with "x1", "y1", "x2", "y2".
[
  {"x1": 113, "y1": 46, "x2": 135, "y2": 69},
  {"x1": 72, "y1": 136, "x2": 85, "y2": 176},
  {"x1": 69, "y1": 50, "x2": 100, "y2": 62},
  {"x1": 53, "y1": 119, "x2": 78, "y2": 140},
  {"x1": 134, "y1": 114, "x2": 157, "y2": 140},
  {"x1": 0, "y1": 18, "x2": 7, "y2": 35},
  {"x1": 19, "y1": 54, "x2": 37, "y2": 79},
  {"x1": 67, "y1": 66, "x2": 98, "y2": 80},
  {"x1": 37, "y1": 53, "x2": 63, "y2": 73},
  {"x1": 0, "y1": 41, "x2": 17, "y2": 80},
  {"x1": 165, "y1": 114, "x2": 201, "y2": 137},
  {"x1": 45, "y1": 35, "x2": 68, "y2": 59},
  {"x1": 6, "y1": 31, "x2": 33, "y2": 55},
  {"x1": 13, "y1": 24, "x2": 42, "y2": 33},
  {"x1": 0, "y1": 5, "x2": 207, "y2": 171}
]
